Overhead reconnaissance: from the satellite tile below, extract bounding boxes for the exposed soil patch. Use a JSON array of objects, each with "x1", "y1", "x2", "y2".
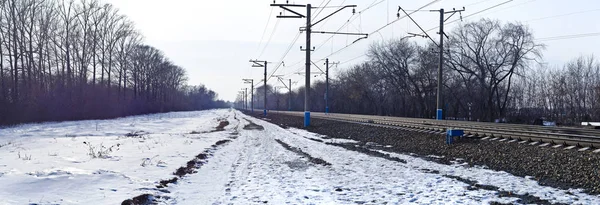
[
  {"x1": 124, "y1": 131, "x2": 147, "y2": 138},
  {"x1": 158, "y1": 177, "x2": 178, "y2": 188},
  {"x1": 324, "y1": 142, "x2": 407, "y2": 164},
  {"x1": 243, "y1": 118, "x2": 264, "y2": 130},
  {"x1": 275, "y1": 139, "x2": 331, "y2": 166},
  {"x1": 215, "y1": 140, "x2": 230, "y2": 146},
  {"x1": 257, "y1": 112, "x2": 600, "y2": 195},
  {"x1": 189, "y1": 119, "x2": 231, "y2": 134},
  {"x1": 189, "y1": 131, "x2": 204, "y2": 134},
  {"x1": 216, "y1": 120, "x2": 230, "y2": 131},
  {"x1": 121, "y1": 194, "x2": 153, "y2": 205}
]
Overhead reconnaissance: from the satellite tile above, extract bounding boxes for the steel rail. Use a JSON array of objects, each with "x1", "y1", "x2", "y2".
[{"x1": 272, "y1": 111, "x2": 600, "y2": 148}]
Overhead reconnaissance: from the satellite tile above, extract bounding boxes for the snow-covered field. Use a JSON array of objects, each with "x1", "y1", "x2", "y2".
[
  {"x1": 0, "y1": 109, "x2": 235, "y2": 204},
  {"x1": 1, "y1": 109, "x2": 599, "y2": 204}
]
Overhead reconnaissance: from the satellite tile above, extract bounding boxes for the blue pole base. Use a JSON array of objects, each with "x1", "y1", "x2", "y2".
[
  {"x1": 263, "y1": 109, "x2": 267, "y2": 117},
  {"x1": 436, "y1": 109, "x2": 443, "y2": 120},
  {"x1": 325, "y1": 107, "x2": 329, "y2": 114},
  {"x1": 304, "y1": 111, "x2": 310, "y2": 127},
  {"x1": 446, "y1": 134, "x2": 453, "y2": 144}
]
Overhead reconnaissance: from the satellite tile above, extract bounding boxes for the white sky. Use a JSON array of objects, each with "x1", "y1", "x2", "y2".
[{"x1": 103, "y1": 0, "x2": 600, "y2": 101}]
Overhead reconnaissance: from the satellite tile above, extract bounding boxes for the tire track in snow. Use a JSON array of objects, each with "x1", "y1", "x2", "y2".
[
  {"x1": 274, "y1": 139, "x2": 331, "y2": 166},
  {"x1": 121, "y1": 110, "x2": 238, "y2": 205},
  {"x1": 215, "y1": 115, "x2": 336, "y2": 204}
]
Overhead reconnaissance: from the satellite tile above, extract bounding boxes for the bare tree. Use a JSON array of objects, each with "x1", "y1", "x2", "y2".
[{"x1": 446, "y1": 19, "x2": 543, "y2": 121}]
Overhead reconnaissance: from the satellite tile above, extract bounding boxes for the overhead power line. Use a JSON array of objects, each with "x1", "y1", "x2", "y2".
[
  {"x1": 312, "y1": 0, "x2": 332, "y2": 19},
  {"x1": 339, "y1": 54, "x2": 366, "y2": 66},
  {"x1": 536, "y1": 32, "x2": 600, "y2": 41},
  {"x1": 478, "y1": 0, "x2": 536, "y2": 17},
  {"x1": 256, "y1": 7, "x2": 274, "y2": 56},
  {"x1": 465, "y1": 0, "x2": 495, "y2": 7},
  {"x1": 370, "y1": 0, "x2": 441, "y2": 35},
  {"x1": 315, "y1": 0, "x2": 348, "y2": 31},
  {"x1": 317, "y1": 0, "x2": 441, "y2": 63},
  {"x1": 423, "y1": 0, "x2": 513, "y2": 34},
  {"x1": 258, "y1": 18, "x2": 280, "y2": 59},
  {"x1": 526, "y1": 8, "x2": 600, "y2": 22},
  {"x1": 313, "y1": 0, "x2": 386, "y2": 53},
  {"x1": 266, "y1": 31, "x2": 302, "y2": 82}
]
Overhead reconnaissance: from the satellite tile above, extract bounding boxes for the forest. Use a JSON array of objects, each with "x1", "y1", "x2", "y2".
[
  {"x1": 0, "y1": 0, "x2": 227, "y2": 125},
  {"x1": 237, "y1": 19, "x2": 600, "y2": 125}
]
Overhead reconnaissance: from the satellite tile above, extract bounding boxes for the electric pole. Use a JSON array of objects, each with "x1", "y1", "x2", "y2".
[
  {"x1": 237, "y1": 92, "x2": 243, "y2": 109},
  {"x1": 244, "y1": 88, "x2": 248, "y2": 110},
  {"x1": 325, "y1": 58, "x2": 329, "y2": 114},
  {"x1": 436, "y1": 9, "x2": 445, "y2": 120},
  {"x1": 243, "y1": 79, "x2": 254, "y2": 113},
  {"x1": 289, "y1": 79, "x2": 292, "y2": 111},
  {"x1": 324, "y1": 59, "x2": 337, "y2": 114},
  {"x1": 263, "y1": 61, "x2": 267, "y2": 117},
  {"x1": 398, "y1": 6, "x2": 464, "y2": 120},
  {"x1": 250, "y1": 60, "x2": 268, "y2": 116},
  {"x1": 239, "y1": 89, "x2": 247, "y2": 110},
  {"x1": 274, "y1": 86, "x2": 285, "y2": 111},
  {"x1": 434, "y1": 7, "x2": 464, "y2": 120},
  {"x1": 271, "y1": 3, "x2": 363, "y2": 127},
  {"x1": 239, "y1": 91, "x2": 244, "y2": 110},
  {"x1": 305, "y1": 4, "x2": 311, "y2": 126},
  {"x1": 274, "y1": 75, "x2": 293, "y2": 112}
]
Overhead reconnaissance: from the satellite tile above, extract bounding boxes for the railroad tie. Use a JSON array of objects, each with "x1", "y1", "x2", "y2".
[
  {"x1": 578, "y1": 147, "x2": 591, "y2": 152},
  {"x1": 539, "y1": 143, "x2": 551, "y2": 147}
]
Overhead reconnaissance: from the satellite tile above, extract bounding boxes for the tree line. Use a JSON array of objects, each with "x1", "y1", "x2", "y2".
[
  {"x1": 0, "y1": 0, "x2": 226, "y2": 125},
  {"x1": 238, "y1": 18, "x2": 600, "y2": 125}
]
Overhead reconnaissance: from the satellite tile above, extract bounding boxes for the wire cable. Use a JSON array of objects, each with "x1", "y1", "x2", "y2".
[
  {"x1": 266, "y1": 31, "x2": 302, "y2": 82},
  {"x1": 255, "y1": 7, "x2": 274, "y2": 56},
  {"x1": 536, "y1": 32, "x2": 600, "y2": 41},
  {"x1": 423, "y1": 0, "x2": 513, "y2": 34},
  {"x1": 313, "y1": 0, "x2": 385, "y2": 53},
  {"x1": 525, "y1": 8, "x2": 600, "y2": 23},
  {"x1": 315, "y1": 0, "x2": 348, "y2": 31},
  {"x1": 313, "y1": 0, "x2": 332, "y2": 20},
  {"x1": 339, "y1": 54, "x2": 367, "y2": 66},
  {"x1": 258, "y1": 18, "x2": 280, "y2": 59},
  {"x1": 316, "y1": 0, "x2": 441, "y2": 63}
]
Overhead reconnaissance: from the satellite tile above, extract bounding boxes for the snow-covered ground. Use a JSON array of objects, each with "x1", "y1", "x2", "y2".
[
  {"x1": 0, "y1": 109, "x2": 235, "y2": 204},
  {"x1": 1, "y1": 109, "x2": 599, "y2": 204}
]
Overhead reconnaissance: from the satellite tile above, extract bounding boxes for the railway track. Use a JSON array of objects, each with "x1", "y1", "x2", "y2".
[{"x1": 272, "y1": 111, "x2": 600, "y2": 149}]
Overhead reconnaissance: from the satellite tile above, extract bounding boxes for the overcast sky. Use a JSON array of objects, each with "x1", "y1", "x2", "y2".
[{"x1": 103, "y1": 0, "x2": 600, "y2": 101}]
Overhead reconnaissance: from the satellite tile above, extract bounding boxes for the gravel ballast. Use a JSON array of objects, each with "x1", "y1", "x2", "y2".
[{"x1": 253, "y1": 112, "x2": 600, "y2": 194}]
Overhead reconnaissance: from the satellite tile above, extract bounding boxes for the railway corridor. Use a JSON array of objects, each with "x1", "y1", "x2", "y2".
[{"x1": 164, "y1": 110, "x2": 599, "y2": 204}]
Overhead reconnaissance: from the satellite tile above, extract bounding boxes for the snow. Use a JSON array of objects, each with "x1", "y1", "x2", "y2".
[
  {"x1": 0, "y1": 109, "x2": 235, "y2": 204},
  {"x1": 286, "y1": 127, "x2": 360, "y2": 144},
  {"x1": 166, "y1": 111, "x2": 600, "y2": 204},
  {"x1": 1, "y1": 109, "x2": 599, "y2": 204}
]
